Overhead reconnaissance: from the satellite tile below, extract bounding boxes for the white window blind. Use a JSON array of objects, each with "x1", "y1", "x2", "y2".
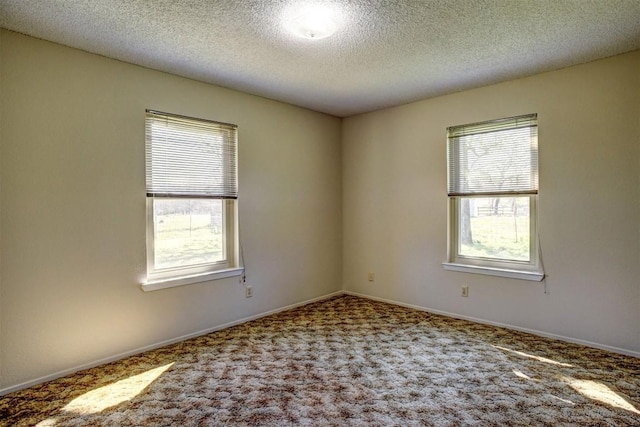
[
  {"x1": 145, "y1": 110, "x2": 238, "y2": 199},
  {"x1": 447, "y1": 114, "x2": 538, "y2": 196}
]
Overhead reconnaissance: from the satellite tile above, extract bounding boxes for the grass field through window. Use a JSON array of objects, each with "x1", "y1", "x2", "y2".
[
  {"x1": 154, "y1": 209, "x2": 224, "y2": 270},
  {"x1": 460, "y1": 215, "x2": 530, "y2": 261},
  {"x1": 459, "y1": 196, "x2": 530, "y2": 262}
]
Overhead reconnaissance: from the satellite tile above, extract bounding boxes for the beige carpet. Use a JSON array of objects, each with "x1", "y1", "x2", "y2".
[{"x1": 1, "y1": 295, "x2": 639, "y2": 426}]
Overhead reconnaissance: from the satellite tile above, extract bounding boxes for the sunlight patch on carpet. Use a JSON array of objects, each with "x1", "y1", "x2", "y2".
[
  {"x1": 35, "y1": 417, "x2": 58, "y2": 426},
  {"x1": 560, "y1": 376, "x2": 640, "y2": 414},
  {"x1": 493, "y1": 345, "x2": 573, "y2": 367},
  {"x1": 62, "y1": 363, "x2": 174, "y2": 415},
  {"x1": 550, "y1": 395, "x2": 575, "y2": 405},
  {"x1": 512, "y1": 369, "x2": 532, "y2": 380}
]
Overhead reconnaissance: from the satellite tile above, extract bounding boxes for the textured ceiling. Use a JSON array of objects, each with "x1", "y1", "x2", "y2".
[{"x1": 1, "y1": 0, "x2": 639, "y2": 117}]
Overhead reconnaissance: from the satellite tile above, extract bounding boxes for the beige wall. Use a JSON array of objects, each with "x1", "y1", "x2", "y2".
[
  {"x1": 343, "y1": 51, "x2": 640, "y2": 354},
  {"x1": 0, "y1": 30, "x2": 342, "y2": 390}
]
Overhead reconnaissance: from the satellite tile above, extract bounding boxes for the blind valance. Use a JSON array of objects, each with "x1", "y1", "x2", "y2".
[{"x1": 145, "y1": 110, "x2": 238, "y2": 199}]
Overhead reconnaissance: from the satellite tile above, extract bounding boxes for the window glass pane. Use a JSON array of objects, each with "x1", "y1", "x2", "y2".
[
  {"x1": 458, "y1": 197, "x2": 530, "y2": 262},
  {"x1": 153, "y1": 198, "x2": 225, "y2": 270}
]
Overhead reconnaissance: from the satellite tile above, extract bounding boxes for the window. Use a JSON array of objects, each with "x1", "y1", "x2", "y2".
[
  {"x1": 443, "y1": 114, "x2": 543, "y2": 281},
  {"x1": 143, "y1": 110, "x2": 241, "y2": 290}
]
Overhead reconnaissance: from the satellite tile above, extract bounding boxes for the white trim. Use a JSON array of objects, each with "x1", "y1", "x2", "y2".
[
  {"x1": 0, "y1": 290, "x2": 344, "y2": 396},
  {"x1": 3, "y1": 288, "x2": 637, "y2": 396},
  {"x1": 442, "y1": 262, "x2": 544, "y2": 281},
  {"x1": 343, "y1": 290, "x2": 640, "y2": 359},
  {"x1": 141, "y1": 267, "x2": 244, "y2": 292}
]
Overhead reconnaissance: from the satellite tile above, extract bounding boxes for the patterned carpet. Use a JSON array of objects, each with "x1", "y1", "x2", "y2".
[{"x1": 1, "y1": 295, "x2": 639, "y2": 426}]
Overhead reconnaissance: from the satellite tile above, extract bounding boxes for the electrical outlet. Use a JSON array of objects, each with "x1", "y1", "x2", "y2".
[
  {"x1": 461, "y1": 286, "x2": 469, "y2": 297},
  {"x1": 368, "y1": 272, "x2": 375, "y2": 282},
  {"x1": 245, "y1": 285, "x2": 253, "y2": 298}
]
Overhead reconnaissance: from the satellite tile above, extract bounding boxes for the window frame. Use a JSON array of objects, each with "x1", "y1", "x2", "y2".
[
  {"x1": 142, "y1": 111, "x2": 242, "y2": 291},
  {"x1": 145, "y1": 197, "x2": 238, "y2": 283},
  {"x1": 446, "y1": 195, "x2": 541, "y2": 279},
  {"x1": 443, "y1": 114, "x2": 544, "y2": 282}
]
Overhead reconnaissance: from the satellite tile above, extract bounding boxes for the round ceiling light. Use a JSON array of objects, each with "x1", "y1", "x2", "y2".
[{"x1": 284, "y1": 4, "x2": 340, "y2": 40}]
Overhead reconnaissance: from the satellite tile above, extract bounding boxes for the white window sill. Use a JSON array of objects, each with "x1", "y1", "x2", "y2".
[
  {"x1": 141, "y1": 268, "x2": 244, "y2": 292},
  {"x1": 442, "y1": 262, "x2": 544, "y2": 282}
]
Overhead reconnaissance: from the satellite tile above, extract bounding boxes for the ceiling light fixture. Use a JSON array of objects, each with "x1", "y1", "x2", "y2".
[{"x1": 284, "y1": 4, "x2": 340, "y2": 40}]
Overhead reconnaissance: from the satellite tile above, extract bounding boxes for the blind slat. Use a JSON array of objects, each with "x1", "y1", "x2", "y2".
[
  {"x1": 447, "y1": 114, "x2": 538, "y2": 196},
  {"x1": 145, "y1": 110, "x2": 238, "y2": 199}
]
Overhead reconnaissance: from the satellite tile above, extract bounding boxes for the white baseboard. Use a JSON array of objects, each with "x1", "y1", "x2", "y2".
[
  {"x1": 0, "y1": 291, "x2": 344, "y2": 396},
  {"x1": 344, "y1": 290, "x2": 640, "y2": 359},
  {"x1": 4, "y1": 289, "x2": 636, "y2": 396}
]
